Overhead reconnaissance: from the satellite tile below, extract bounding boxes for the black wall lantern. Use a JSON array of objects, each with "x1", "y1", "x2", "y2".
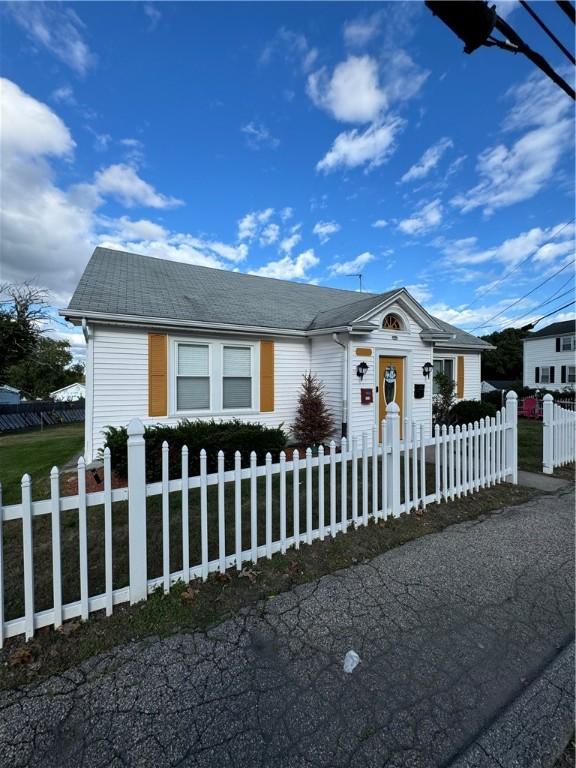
[
  {"x1": 356, "y1": 361, "x2": 369, "y2": 381},
  {"x1": 422, "y1": 361, "x2": 433, "y2": 378}
]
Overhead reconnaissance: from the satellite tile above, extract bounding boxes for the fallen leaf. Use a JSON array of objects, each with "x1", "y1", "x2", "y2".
[
  {"x1": 287, "y1": 561, "x2": 301, "y2": 577},
  {"x1": 238, "y1": 567, "x2": 259, "y2": 584},
  {"x1": 216, "y1": 572, "x2": 232, "y2": 584},
  {"x1": 8, "y1": 647, "x2": 33, "y2": 666},
  {"x1": 180, "y1": 584, "x2": 199, "y2": 604},
  {"x1": 57, "y1": 621, "x2": 81, "y2": 636}
]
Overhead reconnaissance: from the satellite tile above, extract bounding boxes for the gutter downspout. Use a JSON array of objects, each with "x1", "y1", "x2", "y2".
[
  {"x1": 332, "y1": 333, "x2": 348, "y2": 439},
  {"x1": 81, "y1": 318, "x2": 93, "y2": 462}
]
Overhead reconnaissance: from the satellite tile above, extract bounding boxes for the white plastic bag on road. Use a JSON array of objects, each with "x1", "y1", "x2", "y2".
[{"x1": 343, "y1": 650, "x2": 361, "y2": 673}]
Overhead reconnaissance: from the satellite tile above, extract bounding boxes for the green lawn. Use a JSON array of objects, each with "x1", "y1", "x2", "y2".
[
  {"x1": 0, "y1": 423, "x2": 85, "y2": 505},
  {"x1": 517, "y1": 418, "x2": 543, "y2": 474}
]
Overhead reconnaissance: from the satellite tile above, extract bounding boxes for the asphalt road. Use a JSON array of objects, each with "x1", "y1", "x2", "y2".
[{"x1": 0, "y1": 488, "x2": 574, "y2": 768}]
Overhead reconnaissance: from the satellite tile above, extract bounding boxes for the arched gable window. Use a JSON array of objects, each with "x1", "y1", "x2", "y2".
[{"x1": 382, "y1": 313, "x2": 403, "y2": 331}]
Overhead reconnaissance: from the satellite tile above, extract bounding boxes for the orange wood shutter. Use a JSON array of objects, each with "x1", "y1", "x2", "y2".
[
  {"x1": 355, "y1": 347, "x2": 372, "y2": 357},
  {"x1": 148, "y1": 333, "x2": 168, "y2": 417},
  {"x1": 260, "y1": 340, "x2": 275, "y2": 412},
  {"x1": 456, "y1": 355, "x2": 465, "y2": 399}
]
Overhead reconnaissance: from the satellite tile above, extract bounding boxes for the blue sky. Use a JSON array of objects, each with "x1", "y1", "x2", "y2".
[{"x1": 1, "y1": 1, "x2": 574, "y2": 358}]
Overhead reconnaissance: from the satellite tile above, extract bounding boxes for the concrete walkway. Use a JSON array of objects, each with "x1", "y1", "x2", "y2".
[
  {"x1": 517, "y1": 469, "x2": 572, "y2": 492},
  {"x1": 0, "y1": 489, "x2": 573, "y2": 768}
]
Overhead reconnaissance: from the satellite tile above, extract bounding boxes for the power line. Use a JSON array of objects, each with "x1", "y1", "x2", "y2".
[
  {"x1": 472, "y1": 257, "x2": 576, "y2": 331},
  {"x1": 455, "y1": 218, "x2": 575, "y2": 316},
  {"x1": 480, "y1": 285, "x2": 575, "y2": 332},
  {"x1": 520, "y1": 0, "x2": 576, "y2": 65},
  {"x1": 556, "y1": 1, "x2": 576, "y2": 24},
  {"x1": 525, "y1": 299, "x2": 576, "y2": 328}
]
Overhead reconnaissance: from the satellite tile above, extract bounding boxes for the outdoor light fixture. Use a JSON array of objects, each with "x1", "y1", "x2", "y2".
[
  {"x1": 356, "y1": 361, "x2": 369, "y2": 381},
  {"x1": 422, "y1": 362, "x2": 434, "y2": 378}
]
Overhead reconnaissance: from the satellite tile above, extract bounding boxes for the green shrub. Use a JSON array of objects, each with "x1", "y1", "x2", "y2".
[
  {"x1": 450, "y1": 400, "x2": 497, "y2": 426},
  {"x1": 101, "y1": 419, "x2": 288, "y2": 481}
]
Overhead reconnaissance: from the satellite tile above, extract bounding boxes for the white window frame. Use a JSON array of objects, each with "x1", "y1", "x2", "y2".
[
  {"x1": 433, "y1": 357, "x2": 456, "y2": 395},
  {"x1": 170, "y1": 337, "x2": 258, "y2": 417},
  {"x1": 561, "y1": 335, "x2": 575, "y2": 352},
  {"x1": 540, "y1": 366, "x2": 552, "y2": 384},
  {"x1": 221, "y1": 344, "x2": 255, "y2": 411}
]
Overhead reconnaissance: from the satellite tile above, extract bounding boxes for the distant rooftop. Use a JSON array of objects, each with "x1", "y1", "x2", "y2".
[{"x1": 525, "y1": 319, "x2": 576, "y2": 339}]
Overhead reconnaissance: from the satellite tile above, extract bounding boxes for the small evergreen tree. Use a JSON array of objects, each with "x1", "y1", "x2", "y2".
[
  {"x1": 432, "y1": 371, "x2": 455, "y2": 427},
  {"x1": 292, "y1": 372, "x2": 335, "y2": 447}
]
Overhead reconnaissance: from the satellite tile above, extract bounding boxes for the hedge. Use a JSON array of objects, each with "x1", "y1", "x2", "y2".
[
  {"x1": 102, "y1": 419, "x2": 288, "y2": 482},
  {"x1": 450, "y1": 400, "x2": 497, "y2": 426}
]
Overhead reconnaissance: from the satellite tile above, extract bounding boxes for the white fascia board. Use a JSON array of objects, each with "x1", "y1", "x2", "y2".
[{"x1": 352, "y1": 289, "x2": 443, "y2": 330}]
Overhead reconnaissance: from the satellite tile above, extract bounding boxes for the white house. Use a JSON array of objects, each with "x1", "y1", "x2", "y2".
[
  {"x1": 62, "y1": 248, "x2": 492, "y2": 461},
  {"x1": 50, "y1": 382, "x2": 86, "y2": 402},
  {"x1": 523, "y1": 319, "x2": 576, "y2": 391}
]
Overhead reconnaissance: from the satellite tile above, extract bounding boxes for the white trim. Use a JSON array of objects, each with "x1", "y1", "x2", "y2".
[
  {"x1": 353, "y1": 290, "x2": 442, "y2": 331},
  {"x1": 432, "y1": 354, "x2": 457, "y2": 395}
]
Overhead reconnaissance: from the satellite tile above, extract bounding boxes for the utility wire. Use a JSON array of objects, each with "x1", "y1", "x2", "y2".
[
  {"x1": 481, "y1": 284, "x2": 575, "y2": 332},
  {"x1": 454, "y1": 218, "x2": 575, "y2": 316},
  {"x1": 472, "y1": 258, "x2": 576, "y2": 331},
  {"x1": 520, "y1": 0, "x2": 576, "y2": 65},
  {"x1": 528, "y1": 299, "x2": 575, "y2": 326},
  {"x1": 556, "y1": 0, "x2": 576, "y2": 24}
]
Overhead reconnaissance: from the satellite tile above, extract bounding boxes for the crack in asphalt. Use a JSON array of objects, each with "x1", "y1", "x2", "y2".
[{"x1": 0, "y1": 490, "x2": 573, "y2": 767}]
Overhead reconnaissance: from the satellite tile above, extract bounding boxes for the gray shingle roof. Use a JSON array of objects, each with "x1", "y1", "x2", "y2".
[
  {"x1": 525, "y1": 319, "x2": 575, "y2": 339},
  {"x1": 65, "y1": 247, "x2": 490, "y2": 348}
]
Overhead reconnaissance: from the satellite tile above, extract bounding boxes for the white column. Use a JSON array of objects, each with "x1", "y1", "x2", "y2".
[
  {"x1": 386, "y1": 402, "x2": 401, "y2": 517},
  {"x1": 542, "y1": 393, "x2": 554, "y2": 475},
  {"x1": 505, "y1": 391, "x2": 518, "y2": 484},
  {"x1": 127, "y1": 418, "x2": 148, "y2": 604}
]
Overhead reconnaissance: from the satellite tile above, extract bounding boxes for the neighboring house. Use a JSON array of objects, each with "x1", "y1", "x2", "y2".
[
  {"x1": 0, "y1": 384, "x2": 21, "y2": 405},
  {"x1": 523, "y1": 320, "x2": 576, "y2": 392},
  {"x1": 62, "y1": 248, "x2": 492, "y2": 461},
  {"x1": 481, "y1": 379, "x2": 518, "y2": 393},
  {"x1": 50, "y1": 382, "x2": 86, "y2": 402}
]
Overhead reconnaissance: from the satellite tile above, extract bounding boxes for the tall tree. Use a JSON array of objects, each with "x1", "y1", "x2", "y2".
[
  {"x1": 0, "y1": 282, "x2": 48, "y2": 378},
  {"x1": 5, "y1": 337, "x2": 84, "y2": 400},
  {"x1": 480, "y1": 328, "x2": 526, "y2": 380}
]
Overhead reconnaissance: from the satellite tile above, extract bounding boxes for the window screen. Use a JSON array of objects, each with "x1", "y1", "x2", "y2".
[
  {"x1": 223, "y1": 346, "x2": 251, "y2": 408},
  {"x1": 177, "y1": 344, "x2": 210, "y2": 410}
]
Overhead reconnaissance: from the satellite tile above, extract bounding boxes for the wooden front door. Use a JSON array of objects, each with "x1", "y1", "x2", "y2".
[{"x1": 378, "y1": 356, "x2": 405, "y2": 437}]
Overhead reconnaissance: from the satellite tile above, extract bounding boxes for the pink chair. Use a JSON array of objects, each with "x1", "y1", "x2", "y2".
[{"x1": 520, "y1": 396, "x2": 540, "y2": 419}]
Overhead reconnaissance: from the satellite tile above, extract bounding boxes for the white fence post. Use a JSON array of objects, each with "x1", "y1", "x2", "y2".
[
  {"x1": 542, "y1": 393, "x2": 554, "y2": 475},
  {"x1": 386, "y1": 402, "x2": 401, "y2": 517},
  {"x1": 127, "y1": 418, "x2": 148, "y2": 604},
  {"x1": 505, "y1": 391, "x2": 518, "y2": 484}
]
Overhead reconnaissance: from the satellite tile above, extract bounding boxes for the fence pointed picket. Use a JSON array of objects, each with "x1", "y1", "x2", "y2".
[
  {"x1": 468, "y1": 423, "x2": 474, "y2": 494},
  {"x1": 495, "y1": 412, "x2": 502, "y2": 483},
  {"x1": 21, "y1": 474, "x2": 34, "y2": 640},
  {"x1": 351, "y1": 437, "x2": 359, "y2": 527},
  {"x1": 411, "y1": 421, "x2": 418, "y2": 510},
  {"x1": 455, "y1": 426, "x2": 462, "y2": 498},
  {"x1": 434, "y1": 424, "x2": 441, "y2": 503},
  {"x1": 200, "y1": 449, "x2": 209, "y2": 580},
  {"x1": 50, "y1": 466, "x2": 62, "y2": 628},
  {"x1": 293, "y1": 449, "x2": 300, "y2": 548},
  {"x1": 419, "y1": 423, "x2": 426, "y2": 508},
  {"x1": 362, "y1": 433, "x2": 369, "y2": 526},
  {"x1": 161, "y1": 442, "x2": 170, "y2": 593},
  {"x1": 448, "y1": 426, "x2": 455, "y2": 501},
  {"x1": 265, "y1": 452, "x2": 273, "y2": 558},
  {"x1": 103, "y1": 448, "x2": 113, "y2": 616},
  {"x1": 341, "y1": 437, "x2": 348, "y2": 530},
  {"x1": 380, "y1": 422, "x2": 387, "y2": 519},
  {"x1": 490, "y1": 417, "x2": 496, "y2": 485},
  {"x1": 441, "y1": 425, "x2": 448, "y2": 502},
  {"x1": 329, "y1": 441, "x2": 337, "y2": 537},
  {"x1": 218, "y1": 450, "x2": 226, "y2": 572},
  {"x1": 460, "y1": 424, "x2": 468, "y2": 495},
  {"x1": 371, "y1": 426, "x2": 378, "y2": 520},
  {"x1": 181, "y1": 446, "x2": 189, "y2": 582},
  {"x1": 404, "y1": 420, "x2": 411, "y2": 511},
  {"x1": 279, "y1": 451, "x2": 287, "y2": 554},
  {"x1": 234, "y1": 451, "x2": 242, "y2": 568},
  {"x1": 77, "y1": 456, "x2": 89, "y2": 619},
  {"x1": 250, "y1": 452, "x2": 258, "y2": 562},
  {"x1": 318, "y1": 445, "x2": 325, "y2": 540},
  {"x1": 306, "y1": 448, "x2": 313, "y2": 544}
]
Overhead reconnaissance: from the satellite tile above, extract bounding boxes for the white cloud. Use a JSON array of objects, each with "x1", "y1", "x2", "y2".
[
  {"x1": 452, "y1": 72, "x2": 573, "y2": 215},
  {"x1": 400, "y1": 137, "x2": 453, "y2": 183},
  {"x1": 279, "y1": 229, "x2": 302, "y2": 256},
  {"x1": 260, "y1": 28, "x2": 318, "y2": 74},
  {"x1": 144, "y1": 3, "x2": 162, "y2": 31},
  {"x1": 495, "y1": 1, "x2": 519, "y2": 20},
  {"x1": 372, "y1": 219, "x2": 388, "y2": 228},
  {"x1": 307, "y1": 56, "x2": 387, "y2": 123},
  {"x1": 251, "y1": 249, "x2": 319, "y2": 280},
  {"x1": 398, "y1": 199, "x2": 443, "y2": 235},
  {"x1": 329, "y1": 251, "x2": 374, "y2": 275},
  {"x1": 94, "y1": 164, "x2": 183, "y2": 209},
  {"x1": 404, "y1": 283, "x2": 432, "y2": 303},
  {"x1": 1, "y1": 78, "x2": 75, "y2": 158},
  {"x1": 241, "y1": 121, "x2": 280, "y2": 150},
  {"x1": 381, "y1": 50, "x2": 429, "y2": 104},
  {"x1": 317, "y1": 118, "x2": 404, "y2": 173},
  {"x1": 281, "y1": 207, "x2": 293, "y2": 221},
  {"x1": 51, "y1": 86, "x2": 76, "y2": 105},
  {"x1": 7, "y1": 3, "x2": 96, "y2": 75},
  {"x1": 237, "y1": 208, "x2": 275, "y2": 241},
  {"x1": 259, "y1": 223, "x2": 280, "y2": 246},
  {"x1": 106, "y1": 217, "x2": 168, "y2": 241},
  {"x1": 313, "y1": 220, "x2": 341, "y2": 244},
  {"x1": 343, "y1": 12, "x2": 382, "y2": 47}
]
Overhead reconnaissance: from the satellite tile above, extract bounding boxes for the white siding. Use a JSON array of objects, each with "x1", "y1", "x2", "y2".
[
  {"x1": 523, "y1": 336, "x2": 576, "y2": 391},
  {"x1": 88, "y1": 325, "x2": 310, "y2": 460},
  {"x1": 310, "y1": 335, "x2": 343, "y2": 432}
]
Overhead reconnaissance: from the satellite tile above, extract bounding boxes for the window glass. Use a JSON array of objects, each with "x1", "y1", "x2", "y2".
[
  {"x1": 541, "y1": 366, "x2": 551, "y2": 384},
  {"x1": 568, "y1": 366, "x2": 576, "y2": 384},
  {"x1": 223, "y1": 346, "x2": 251, "y2": 408},
  {"x1": 433, "y1": 358, "x2": 454, "y2": 394},
  {"x1": 561, "y1": 336, "x2": 575, "y2": 351},
  {"x1": 177, "y1": 344, "x2": 210, "y2": 410}
]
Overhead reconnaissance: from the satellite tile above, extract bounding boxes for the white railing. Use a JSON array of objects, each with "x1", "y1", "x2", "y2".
[
  {"x1": 542, "y1": 394, "x2": 576, "y2": 474},
  {"x1": 0, "y1": 393, "x2": 518, "y2": 645}
]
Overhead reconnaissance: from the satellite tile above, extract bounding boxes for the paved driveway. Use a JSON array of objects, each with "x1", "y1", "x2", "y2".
[{"x1": 1, "y1": 489, "x2": 574, "y2": 768}]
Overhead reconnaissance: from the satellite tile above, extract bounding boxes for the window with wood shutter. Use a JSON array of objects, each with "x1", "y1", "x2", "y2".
[
  {"x1": 456, "y1": 356, "x2": 464, "y2": 399},
  {"x1": 432, "y1": 358, "x2": 454, "y2": 394},
  {"x1": 260, "y1": 340, "x2": 274, "y2": 412},
  {"x1": 177, "y1": 344, "x2": 210, "y2": 410},
  {"x1": 149, "y1": 334, "x2": 168, "y2": 417},
  {"x1": 223, "y1": 346, "x2": 252, "y2": 409}
]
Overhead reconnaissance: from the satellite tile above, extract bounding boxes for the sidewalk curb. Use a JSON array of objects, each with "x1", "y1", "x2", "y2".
[{"x1": 449, "y1": 640, "x2": 575, "y2": 767}]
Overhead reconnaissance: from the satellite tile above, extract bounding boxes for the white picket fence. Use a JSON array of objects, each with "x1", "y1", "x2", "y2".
[
  {"x1": 542, "y1": 394, "x2": 576, "y2": 474},
  {"x1": 0, "y1": 393, "x2": 519, "y2": 646}
]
